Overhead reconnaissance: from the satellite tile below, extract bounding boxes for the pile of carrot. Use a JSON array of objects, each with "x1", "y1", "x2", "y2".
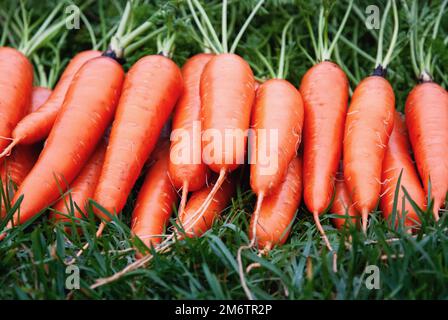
[{"x1": 0, "y1": 1, "x2": 447, "y2": 287}]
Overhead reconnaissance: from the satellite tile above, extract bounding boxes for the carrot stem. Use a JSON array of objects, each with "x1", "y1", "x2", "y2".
[
  {"x1": 229, "y1": 0, "x2": 265, "y2": 53},
  {"x1": 381, "y1": 0, "x2": 399, "y2": 69},
  {"x1": 277, "y1": 18, "x2": 293, "y2": 79},
  {"x1": 221, "y1": 0, "x2": 228, "y2": 53}
]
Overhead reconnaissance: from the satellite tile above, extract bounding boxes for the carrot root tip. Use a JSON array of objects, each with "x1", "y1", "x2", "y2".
[
  {"x1": 0, "y1": 138, "x2": 20, "y2": 159},
  {"x1": 361, "y1": 210, "x2": 369, "y2": 233}
]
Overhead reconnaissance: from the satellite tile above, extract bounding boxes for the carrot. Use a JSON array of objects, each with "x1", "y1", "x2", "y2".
[
  {"x1": 0, "y1": 50, "x2": 101, "y2": 158},
  {"x1": 178, "y1": 174, "x2": 234, "y2": 238},
  {"x1": 0, "y1": 87, "x2": 51, "y2": 217},
  {"x1": 29, "y1": 87, "x2": 52, "y2": 113},
  {"x1": 343, "y1": 75, "x2": 395, "y2": 231},
  {"x1": 249, "y1": 156, "x2": 302, "y2": 250},
  {"x1": 169, "y1": 53, "x2": 213, "y2": 217},
  {"x1": 297, "y1": 0, "x2": 353, "y2": 253},
  {"x1": 380, "y1": 111, "x2": 425, "y2": 228},
  {"x1": 3, "y1": 56, "x2": 124, "y2": 230},
  {"x1": 395, "y1": 0, "x2": 448, "y2": 221},
  {"x1": 182, "y1": 53, "x2": 254, "y2": 222},
  {"x1": 405, "y1": 83, "x2": 448, "y2": 220},
  {"x1": 93, "y1": 55, "x2": 183, "y2": 221},
  {"x1": 344, "y1": 0, "x2": 398, "y2": 232},
  {"x1": 331, "y1": 171, "x2": 358, "y2": 230},
  {"x1": 0, "y1": 47, "x2": 33, "y2": 151},
  {"x1": 181, "y1": 0, "x2": 262, "y2": 232},
  {"x1": 239, "y1": 19, "x2": 304, "y2": 298},
  {"x1": 300, "y1": 61, "x2": 349, "y2": 242},
  {"x1": 201, "y1": 53, "x2": 255, "y2": 173},
  {"x1": 51, "y1": 140, "x2": 107, "y2": 225},
  {"x1": 131, "y1": 142, "x2": 178, "y2": 252},
  {"x1": 249, "y1": 78, "x2": 303, "y2": 245}
]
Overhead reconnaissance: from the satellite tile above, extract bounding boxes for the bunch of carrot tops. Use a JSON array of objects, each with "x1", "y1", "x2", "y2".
[{"x1": 0, "y1": 0, "x2": 447, "y2": 299}]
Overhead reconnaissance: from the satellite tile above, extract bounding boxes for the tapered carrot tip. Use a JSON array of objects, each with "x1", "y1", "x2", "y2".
[
  {"x1": 0, "y1": 138, "x2": 20, "y2": 159},
  {"x1": 432, "y1": 203, "x2": 440, "y2": 222},
  {"x1": 361, "y1": 210, "x2": 368, "y2": 233},
  {"x1": 312, "y1": 211, "x2": 337, "y2": 272},
  {"x1": 178, "y1": 181, "x2": 189, "y2": 217},
  {"x1": 0, "y1": 231, "x2": 6, "y2": 241},
  {"x1": 70, "y1": 221, "x2": 106, "y2": 263}
]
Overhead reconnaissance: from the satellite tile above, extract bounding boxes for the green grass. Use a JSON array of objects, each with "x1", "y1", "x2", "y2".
[
  {"x1": 0, "y1": 0, "x2": 448, "y2": 300},
  {"x1": 1, "y1": 189, "x2": 447, "y2": 299}
]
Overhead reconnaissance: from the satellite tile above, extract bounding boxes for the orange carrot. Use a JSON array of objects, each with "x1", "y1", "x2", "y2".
[
  {"x1": 1, "y1": 86, "x2": 51, "y2": 186},
  {"x1": 249, "y1": 156, "x2": 302, "y2": 249},
  {"x1": 131, "y1": 143, "x2": 178, "y2": 252},
  {"x1": 4, "y1": 56, "x2": 124, "y2": 229},
  {"x1": 405, "y1": 82, "x2": 448, "y2": 220},
  {"x1": 0, "y1": 87, "x2": 51, "y2": 217},
  {"x1": 331, "y1": 172, "x2": 358, "y2": 230},
  {"x1": 51, "y1": 140, "x2": 107, "y2": 224},
  {"x1": 0, "y1": 50, "x2": 101, "y2": 156},
  {"x1": 250, "y1": 79, "x2": 303, "y2": 198},
  {"x1": 93, "y1": 55, "x2": 183, "y2": 221},
  {"x1": 0, "y1": 47, "x2": 33, "y2": 151},
  {"x1": 178, "y1": 174, "x2": 234, "y2": 238},
  {"x1": 300, "y1": 61, "x2": 349, "y2": 246},
  {"x1": 300, "y1": 62, "x2": 348, "y2": 214},
  {"x1": 29, "y1": 87, "x2": 52, "y2": 113},
  {"x1": 343, "y1": 0, "x2": 399, "y2": 232},
  {"x1": 380, "y1": 111, "x2": 425, "y2": 228},
  {"x1": 187, "y1": 53, "x2": 255, "y2": 225},
  {"x1": 343, "y1": 74, "x2": 395, "y2": 232},
  {"x1": 169, "y1": 53, "x2": 213, "y2": 217},
  {"x1": 249, "y1": 78, "x2": 303, "y2": 247}
]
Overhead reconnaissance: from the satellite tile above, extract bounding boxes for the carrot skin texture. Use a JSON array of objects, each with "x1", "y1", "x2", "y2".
[
  {"x1": 405, "y1": 82, "x2": 448, "y2": 216},
  {"x1": 29, "y1": 87, "x2": 52, "y2": 113},
  {"x1": 0, "y1": 87, "x2": 51, "y2": 217},
  {"x1": 52, "y1": 140, "x2": 107, "y2": 222},
  {"x1": 169, "y1": 53, "x2": 213, "y2": 191},
  {"x1": 11, "y1": 50, "x2": 101, "y2": 145},
  {"x1": 300, "y1": 61, "x2": 349, "y2": 215},
  {"x1": 343, "y1": 76, "x2": 395, "y2": 215},
  {"x1": 10, "y1": 57, "x2": 124, "y2": 226},
  {"x1": 131, "y1": 144, "x2": 178, "y2": 249},
  {"x1": 179, "y1": 175, "x2": 235, "y2": 237},
  {"x1": 1, "y1": 86, "x2": 51, "y2": 187},
  {"x1": 0, "y1": 47, "x2": 33, "y2": 150},
  {"x1": 380, "y1": 111, "x2": 425, "y2": 227},
  {"x1": 200, "y1": 53, "x2": 255, "y2": 173},
  {"x1": 331, "y1": 175, "x2": 358, "y2": 230},
  {"x1": 249, "y1": 156, "x2": 302, "y2": 249},
  {"x1": 94, "y1": 55, "x2": 183, "y2": 220},
  {"x1": 250, "y1": 79, "x2": 304, "y2": 197}
]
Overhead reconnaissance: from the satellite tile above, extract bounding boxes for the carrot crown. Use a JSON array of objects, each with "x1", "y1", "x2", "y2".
[
  {"x1": 407, "y1": 0, "x2": 448, "y2": 82},
  {"x1": 7, "y1": 2, "x2": 75, "y2": 57},
  {"x1": 247, "y1": 18, "x2": 294, "y2": 81},
  {"x1": 104, "y1": 1, "x2": 166, "y2": 62},
  {"x1": 372, "y1": 0, "x2": 399, "y2": 77},
  {"x1": 300, "y1": 0, "x2": 353, "y2": 64}
]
